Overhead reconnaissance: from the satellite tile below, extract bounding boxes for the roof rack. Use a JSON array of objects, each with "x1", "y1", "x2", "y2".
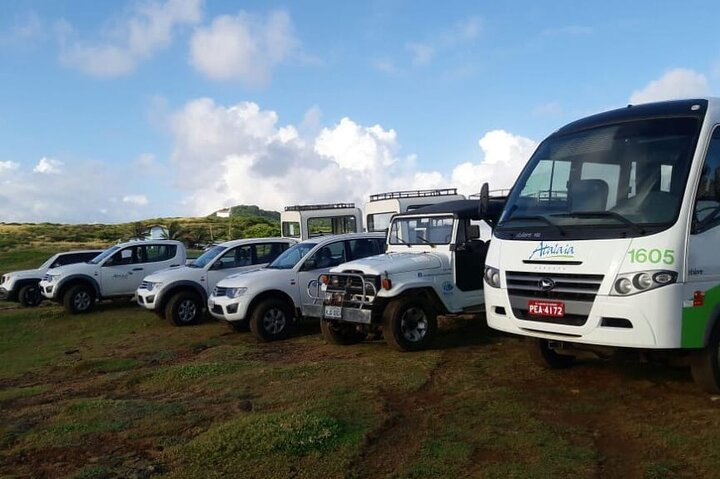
[
  {"x1": 469, "y1": 188, "x2": 511, "y2": 199},
  {"x1": 369, "y1": 188, "x2": 459, "y2": 202},
  {"x1": 284, "y1": 203, "x2": 356, "y2": 212}
]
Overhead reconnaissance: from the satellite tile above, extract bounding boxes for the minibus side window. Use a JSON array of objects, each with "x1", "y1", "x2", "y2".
[{"x1": 693, "y1": 127, "x2": 720, "y2": 233}]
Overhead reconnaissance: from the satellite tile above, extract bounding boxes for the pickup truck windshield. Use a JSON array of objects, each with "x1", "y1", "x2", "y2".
[
  {"x1": 496, "y1": 117, "x2": 701, "y2": 240},
  {"x1": 267, "y1": 243, "x2": 317, "y2": 269},
  {"x1": 89, "y1": 246, "x2": 121, "y2": 265},
  {"x1": 190, "y1": 245, "x2": 226, "y2": 268},
  {"x1": 389, "y1": 215, "x2": 454, "y2": 245}
]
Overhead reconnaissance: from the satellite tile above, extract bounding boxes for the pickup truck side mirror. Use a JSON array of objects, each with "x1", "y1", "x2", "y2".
[
  {"x1": 302, "y1": 259, "x2": 317, "y2": 271},
  {"x1": 210, "y1": 261, "x2": 223, "y2": 270}
]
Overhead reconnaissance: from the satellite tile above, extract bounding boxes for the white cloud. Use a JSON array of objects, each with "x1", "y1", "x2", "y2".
[
  {"x1": 403, "y1": 16, "x2": 482, "y2": 68},
  {"x1": 122, "y1": 194, "x2": 149, "y2": 206},
  {"x1": 59, "y1": 0, "x2": 203, "y2": 77},
  {"x1": 0, "y1": 161, "x2": 19, "y2": 173},
  {"x1": 167, "y1": 98, "x2": 534, "y2": 216},
  {"x1": 189, "y1": 9, "x2": 298, "y2": 85},
  {"x1": 629, "y1": 68, "x2": 711, "y2": 104},
  {"x1": 451, "y1": 130, "x2": 537, "y2": 194},
  {"x1": 33, "y1": 157, "x2": 63, "y2": 174},
  {"x1": 372, "y1": 58, "x2": 399, "y2": 75}
]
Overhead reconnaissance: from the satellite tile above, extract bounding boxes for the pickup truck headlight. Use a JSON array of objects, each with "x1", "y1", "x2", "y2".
[
  {"x1": 227, "y1": 287, "x2": 248, "y2": 299},
  {"x1": 484, "y1": 266, "x2": 501, "y2": 288},
  {"x1": 611, "y1": 270, "x2": 677, "y2": 296},
  {"x1": 146, "y1": 282, "x2": 163, "y2": 292},
  {"x1": 46, "y1": 274, "x2": 61, "y2": 283}
]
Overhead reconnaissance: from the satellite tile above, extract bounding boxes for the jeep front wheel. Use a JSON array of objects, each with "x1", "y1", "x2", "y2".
[
  {"x1": 383, "y1": 296, "x2": 437, "y2": 352},
  {"x1": 166, "y1": 292, "x2": 202, "y2": 326},
  {"x1": 321, "y1": 319, "x2": 366, "y2": 345},
  {"x1": 249, "y1": 298, "x2": 293, "y2": 342},
  {"x1": 18, "y1": 284, "x2": 42, "y2": 307},
  {"x1": 63, "y1": 284, "x2": 95, "y2": 314}
]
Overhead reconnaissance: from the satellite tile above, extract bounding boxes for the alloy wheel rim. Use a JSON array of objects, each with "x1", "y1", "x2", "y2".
[
  {"x1": 400, "y1": 307, "x2": 428, "y2": 342},
  {"x1": 74, "y1": 291, "x2": 91, "y2": 311},
  {"x1": 178, "y1": 299, "x2": 198, "y2": 322},
  {"x1": 263, "y1": 308, "x2": 286, "y2": 335}
]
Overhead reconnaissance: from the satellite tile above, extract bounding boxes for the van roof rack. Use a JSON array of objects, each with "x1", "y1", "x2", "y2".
[
  {"x1": 369, "y1": 188, "x2": 458, "y2": 202},
  {"x1": 284, "y1": 203, "x2": 356, "y2": 212},
  {"x1": 469, "y1": 188, "x2": 510, "y2": 199}
]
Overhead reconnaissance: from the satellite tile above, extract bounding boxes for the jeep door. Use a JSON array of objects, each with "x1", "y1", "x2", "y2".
[
  {"x1": 453, "y1": 220, "x2": 487, "y2": 308},
  {"x1": 297, "y1": 240, "x2": 349, "y2": 318}
]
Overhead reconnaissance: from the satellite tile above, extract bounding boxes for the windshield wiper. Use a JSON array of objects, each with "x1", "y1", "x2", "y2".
[
  {"x1": 391, "y1": 235, "x2": 412, "y2": 247},
  {"x1": 416, "y1": 235, "x2": 436, "y2": 248},
  {"x1": 499, "y1": 215, "x2": 566, "y2": 236},
  {"x1": 553, "y1": 211, "x2": 645, "y2": 235}
]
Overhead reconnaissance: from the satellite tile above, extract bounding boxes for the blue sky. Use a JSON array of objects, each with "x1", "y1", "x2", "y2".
[{"x1": 0, "y1": 0, "x2": 718, "y2": 223}]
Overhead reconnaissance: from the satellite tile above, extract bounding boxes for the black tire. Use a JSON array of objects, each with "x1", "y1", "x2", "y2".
[
  {"x1": 382, "y1": 296, "x2": 438, "y2": 352},
  {"x1": 690, "y1": 328, "x2": 720, "y2": 393},
  {"x1": 249, "y1": 298, "x2": 294, "y2": 342},
  {"x1": 527, "y1": 338, "x2": 575, "y2": 369},
  {"x1": 63, "y1": 284, "x2": 95, "y2": 314},
  {"x1": 320, "y1": 319, "x2": 366, "y2": 345},
  {"x1": 18, "y1": 284, "x2": 42, "y2": 307},
  {"x1": 165, "y1": 292, "x2": 202, "y2": 327},
  {"x1": 154, "y1": 308, "x2": 166, "y2": 319}
]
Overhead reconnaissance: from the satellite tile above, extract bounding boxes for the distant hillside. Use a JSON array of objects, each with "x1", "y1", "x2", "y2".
[
  {"x1": 0, "y1": 208, "x2": 280, "y2": 251},
  {"x1": 209, "y1": 205, "x2": 280, "y2": 221}
]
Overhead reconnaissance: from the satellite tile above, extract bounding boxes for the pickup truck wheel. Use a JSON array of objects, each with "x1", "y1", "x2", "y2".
[
  {"x1": 690, "y1": 328, "x2": 720, "y2": 393},
  {"x1": 527, "y1": 338, "x2": 575, "y2": 369},
  {"x1": 383, "y1": 296, "x2": 437, "y2": 352},
  {"x1": 63, "y1": 284, "x2": 95, "y2": 314},
  {"x1": 166, "y1": 292, "x2": 202, "y2": 327},
  {"x1": 321, "y1": 319, "x2": 366, "y2": 345},
  {"x1": 249, "y1": 298, "x2": 293, "y2": 342},
  {"x1": 18, "y1": 284, "x2": 42, "y2": 307}
]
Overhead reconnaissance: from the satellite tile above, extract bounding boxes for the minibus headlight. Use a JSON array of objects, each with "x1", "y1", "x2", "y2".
[
  {"x1": 484, "y1": 266, "x2": 501, "y2": 288},
  {"x1": 611, "y1": 270, "x2": 677, "y2": 296}
]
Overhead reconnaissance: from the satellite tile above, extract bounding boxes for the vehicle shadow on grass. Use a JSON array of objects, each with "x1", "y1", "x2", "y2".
[{"x1": 431, "y1": 314, "x2": 503, "y2": 350}]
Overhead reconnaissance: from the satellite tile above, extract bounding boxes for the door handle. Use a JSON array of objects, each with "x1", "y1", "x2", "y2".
[{"x1": 132, "y1": 267, "x2": 144, "y2": 271}]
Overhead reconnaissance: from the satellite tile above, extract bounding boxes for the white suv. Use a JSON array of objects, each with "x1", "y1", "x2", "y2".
[
  {"x1": 39, "y1": 240, "x2": 186, "y2": 314},
  {"x1": 208, "y1": 233, "x2": 386, "y2": 341},
  {"x1": 136, "y1": 238, "x2": 295, "y2": 326},
  {"x1": 0, "y1": 250, "x2": 102, "y2": 307}
]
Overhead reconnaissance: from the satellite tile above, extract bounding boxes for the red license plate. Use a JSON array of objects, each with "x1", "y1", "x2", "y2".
[{"x1": 528, "y1": 300, "x2": 565, "y2": 318}]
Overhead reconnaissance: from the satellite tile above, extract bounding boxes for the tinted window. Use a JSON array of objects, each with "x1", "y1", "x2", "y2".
[
  {"x1": 53, "y1": 253, "x2": 95, "y2": 267},
  {"x1": 348, "y1": 238, "x2": 384, "y2": 260},
  {"x1": 215, "y1": 245, "x2": 252, "y2": 269},
  {"x1": 693, "y1": 126, "x2": 720, "y2": 232},
  {"x1": 254, "y1": 242, "x2": 289, "y2": 264},
  {"x1": 144, "y1": 245, "x2": 177, "y2": 263},
  {"x1": 308, "y1": 241, "x2": 346, "y2": 269}
]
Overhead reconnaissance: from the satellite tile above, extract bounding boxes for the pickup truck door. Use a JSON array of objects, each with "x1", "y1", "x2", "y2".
[
  {"x1": 101, "y1": 246, "x2": 145, "y2": 296},
  {"x1": 296, "y1": 240, "x2": 348, "y2": 318}
]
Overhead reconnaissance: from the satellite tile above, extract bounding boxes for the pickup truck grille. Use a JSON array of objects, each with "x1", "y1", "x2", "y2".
[
  {"x1": 213, "y1": 286, "x2": 228, "y2": 297},
  {"x1": 42, "y1": 274, "x2": 51, "y2": 282},
  {"x1": 506, "y1": 271, "x2": 604, "y2": 327},
  {"x1": 139, "y1": 281, "x2": 151, "y2": 290}
]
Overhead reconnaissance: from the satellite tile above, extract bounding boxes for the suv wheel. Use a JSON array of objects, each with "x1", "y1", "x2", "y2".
[
  {"x1": 249, "y1": 298, "x2": 294, "y2": 342},
  {"x1": 63, "y1": 284, "x2": 95, "y2": 314},
  {"x1": 383, "y1": 296, "x2": 438, "y2": 352},
  {"x1": 166, "y1": 292, "x2": 202, "y2": 327},
  {"x1": 18, "y1": 284, "x2": 42, "y2": 307}
]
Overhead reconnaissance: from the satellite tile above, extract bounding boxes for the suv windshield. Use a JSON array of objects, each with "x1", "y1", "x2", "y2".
[
  {"x1": 190, "y1": 245, "x2": 226, "y2": 268},
  {"x1": 496, "y1": 117, "x2": 701, "y2": 240},
  {"x1": 39, "y1": 254, "x2": 60, "y2": 270},
  {"x1": 389, "y1": 215, "x2": 454, "y2": 245},
  {"x1": 89, "y1": 245, "x2": 121, "y2": 265},
  {"x1": 267, "y1": 243, "x2": 316, "y2": 269}
]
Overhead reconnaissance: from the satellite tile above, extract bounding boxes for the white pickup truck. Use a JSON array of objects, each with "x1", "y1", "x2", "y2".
[
  {"x1": 208, "y1": 233, "x2": 386, "y2": 341},
  {"x1": 39, "y1": 240, "x2": 186, "y2": 314},
  {"x1": 136, "y1": 238, "x2": 295, "y2": 326},
  {"x1": 0, "y1": 249, "x2": 103, "y2": 307},
  {"x1": 319, "y1": 199, "x2": 504, "y2": 351}
]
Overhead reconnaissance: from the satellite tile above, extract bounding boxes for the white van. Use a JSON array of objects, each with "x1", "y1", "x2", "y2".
[
  {"x1": 364, "y1": 189, "x2": 465, "y2": 232},
  {"x1": 281, "y1": 203, "x2": 363, "y2": 240}
]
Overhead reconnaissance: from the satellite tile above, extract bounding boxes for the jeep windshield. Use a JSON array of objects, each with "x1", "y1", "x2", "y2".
[
  {"x1": 267, "y1": 243, "x2": 317, "y2": 269},
  {"x1": 389, "y1": 215, "x2": 454, "y2": 245},
  {"x1": 88, "y1": 245, "x2": 121, "y2": 265},
  {"x1": 496, "y1": 116, "x2": 701, "y2": 240},
  {"x1": 190, "y1": 245, "x2": 226, "y2": 268}
]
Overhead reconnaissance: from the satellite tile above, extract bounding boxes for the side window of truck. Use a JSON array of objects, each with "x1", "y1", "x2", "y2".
[{"x1": 693, "y1": 127, "x2": 720, "y2": 233}]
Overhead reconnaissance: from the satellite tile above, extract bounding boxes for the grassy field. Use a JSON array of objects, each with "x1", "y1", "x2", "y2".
[{"x1": 2, "y1": 253, "x2": 720, "y2": 478}]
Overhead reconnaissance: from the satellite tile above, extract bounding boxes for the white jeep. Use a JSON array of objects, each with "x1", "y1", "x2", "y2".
[
  {"x1": 136, "y1": 238, "x2": 295, "y2": 326},
  {"x1": 39, "y1": 240, "x2": 186, "y2": 314},
  {"x1": 0, "y1": 249, "x2": 103, "y2": 307},
  {"x1": 319, "y1": 199, "x2": 503, "y2": 351},
  {"x1": 208, "y1": 233, "x2": 386, "y2": 341}
]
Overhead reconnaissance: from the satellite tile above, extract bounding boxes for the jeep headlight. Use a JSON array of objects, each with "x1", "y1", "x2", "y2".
[
  {"x1": 227, "y1": 287, "x2": 248, "y2": 299},
  {"x1": 484, "y1": 266, "x2": 501, "y2": 288},
  {"x1": 611, "y1": 270, "x2": 677, "y2": 296}
]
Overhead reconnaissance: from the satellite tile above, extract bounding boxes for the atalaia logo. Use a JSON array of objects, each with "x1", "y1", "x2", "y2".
[{"x1": 528, "y1": 241, "x2": 576, "y2": 260}]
